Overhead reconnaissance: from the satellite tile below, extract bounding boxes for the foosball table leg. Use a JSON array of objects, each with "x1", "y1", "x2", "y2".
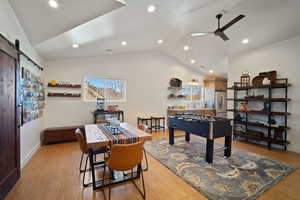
[
  {"x1": 224, "y1": 135, "x2": 232, "y2": 158},
  {"x1": 206, "y1": 139, "x2": 214, "y2": 163},
  {"x1": 169, "y1": 127, "x2": 174, "y2": 145},
  {"x1": 185, "y1": 132, "x2": 190, "y2": 142}
]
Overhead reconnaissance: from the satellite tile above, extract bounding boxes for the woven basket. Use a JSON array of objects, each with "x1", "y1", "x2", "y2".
[
  {"x1": 169, "y1": 78, "x2": 182, "y2": 87},
  {"x1": 259, "y1": 71, "x2": 277, "y2": 85},
  {"x1": 252, "y1": 75, "x2": 265, "y2": 87}
]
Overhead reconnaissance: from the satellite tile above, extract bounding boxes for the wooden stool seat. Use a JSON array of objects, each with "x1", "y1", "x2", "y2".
[
  {"x1": 151, "y1": 116, "x2": 165, "y2": 119},
  {"x1": 137, "y1": 116, "x2": 151, "y2": 120}
]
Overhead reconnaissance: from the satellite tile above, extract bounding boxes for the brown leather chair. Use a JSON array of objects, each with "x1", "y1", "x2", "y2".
[
  {"x1": 136, "y1": 125, "x2": 150, "y2": 171},
  {"x1": 103, "y1": 141, "x2": 146, "y2": 200},
  {"x1": 75, "y1": 128, "x2": 108, "y2": 187}
]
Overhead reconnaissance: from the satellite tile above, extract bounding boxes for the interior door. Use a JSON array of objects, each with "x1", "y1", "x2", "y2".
[{"x1": 0, "y1": 38, "x2": 20, "y2": 199}]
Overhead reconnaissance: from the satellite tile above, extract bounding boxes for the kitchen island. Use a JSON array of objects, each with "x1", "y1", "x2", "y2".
[{"x1": 167, "y1": 108, "x2": 216, "y2": 116}]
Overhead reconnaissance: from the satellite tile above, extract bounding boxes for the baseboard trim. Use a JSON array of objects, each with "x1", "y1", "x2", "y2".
[
  {"x1": 21, "y1": 142, "x2": 41, "y2": 169},
  {"x1": 288, "y1": 145, "x2": 300, "y2": 154}
]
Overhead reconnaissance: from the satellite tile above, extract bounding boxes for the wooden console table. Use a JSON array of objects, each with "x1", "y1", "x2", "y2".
[{"x1": 93, "y1": 110, "x2": 124, "y2": 123}]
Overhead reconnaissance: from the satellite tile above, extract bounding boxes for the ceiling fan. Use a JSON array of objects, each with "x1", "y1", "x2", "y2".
[{"x1": 191, "y1": 13, "x2": 245, "y2": 41}]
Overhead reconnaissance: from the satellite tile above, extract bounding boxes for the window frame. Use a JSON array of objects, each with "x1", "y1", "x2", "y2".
[{"x1": 83, "y1": 77, "x2": 127, "y2": 102}]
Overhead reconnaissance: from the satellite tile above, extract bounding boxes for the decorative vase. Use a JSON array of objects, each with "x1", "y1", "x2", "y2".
[
  {"x1": 240, "y1": 103, "x2": 248, "y2": 111},
  {"x1": 262, "y1": 77, "x2": 270, "y2": 85},
  {"x1": 50, "y1": 80, "x2": 57, "y2": 86}
]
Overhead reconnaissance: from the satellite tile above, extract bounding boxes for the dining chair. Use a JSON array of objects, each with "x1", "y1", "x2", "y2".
[
  {"x1": 136, "y1": 125, "x2": 150, "y2": 171},
  {"x1": 75, "y1": 128, "x2": 108, "y2": 187},
  {"x1": 103, "y1": 141, "x2": 146, "y2": 200}
]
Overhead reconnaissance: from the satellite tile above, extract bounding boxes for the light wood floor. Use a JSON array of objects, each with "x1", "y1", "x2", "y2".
[{"x1": 6, "y1": 131, "x2": 300, "y2": 200}]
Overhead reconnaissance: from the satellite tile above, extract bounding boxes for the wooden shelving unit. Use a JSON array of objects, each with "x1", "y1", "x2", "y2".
[
  {"x1": 47, "y1": 83, "x2": 81, "y2": 88},
  {"x1": 234, "y1": 130, "x2": 290, "y2": 145},
  {"x1": 227, "y1": 83, "x2": 291, "y2": 90},
  {"x1": 227, "y1": 98, "x2": 291, "y2": 102},
  {"x1": 47, "y1": 82, "x2": 81, "y2": 98},
  {"x1": 227, "y1": 78, "x2": 291, "y2": 150},
  {"x1": 167, "y1": 86, "x2": 186, "y2": 100},
  {"x1": 235, "y1": 120, "x2": 290, "y2": 130},
  {"x1": 47, "y1": 93, "x2": 81, "y2": 98},
  {"x1": 226, "y1": 109, "x2": 291, "y2": 116}
]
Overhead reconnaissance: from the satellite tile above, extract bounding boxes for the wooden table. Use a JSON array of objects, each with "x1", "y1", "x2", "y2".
[
  {"x1": 93, "y1": 110, "x2": 124, "y2": 123},
  {"x1": 85, "y1": 123, "x2": 152, "y2": 190}
]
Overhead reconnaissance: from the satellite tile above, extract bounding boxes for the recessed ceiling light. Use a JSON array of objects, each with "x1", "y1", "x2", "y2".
[
  {"x1": 121, "y1": 41, "x2": 127, "y2": 46},
  {"x1": 209, "y1": 70, "x2": 214, "y2": 73},
  {"x1": 147, "y1": 5, "x2": 156, "y2": 13},
  {"x1": 48, "y1": 0, "x2": 58, "y2": 8},
  {"x1": 184, "y1": 45, "x2": 190, "y2": 51},
  {"x1": 157, "y1": 39, "x2": 163, "y2": 44},
  {"x1": 242, "y1": 38, "x2": 249, "y2": 44},
  {"x1": 72, "y1": 44, "x2": 79, "y2": 48},
  {"x1": 190, "y1": 59, "x2": 196, "y2": 64}
]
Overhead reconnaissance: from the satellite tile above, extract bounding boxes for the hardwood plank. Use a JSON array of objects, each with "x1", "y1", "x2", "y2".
[{"x1": 6, "y1": 131, "x2": 300, "y2": 200}]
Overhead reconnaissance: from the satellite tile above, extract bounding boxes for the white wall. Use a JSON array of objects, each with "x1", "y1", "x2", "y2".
[
  {"x1": 228, "y1": 35, "x2": 300, "y2": 153},
  {"x1": 45, "y1": 51, "x2": 203, "y2": 128},
  {"x1": 0, "y1": 0, "x2": 45, "y2": 168}
]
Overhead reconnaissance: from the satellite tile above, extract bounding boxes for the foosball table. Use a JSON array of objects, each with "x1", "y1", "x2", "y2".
[{"x1": 168, "y1": 113, "x2": 233, "y2": 163}]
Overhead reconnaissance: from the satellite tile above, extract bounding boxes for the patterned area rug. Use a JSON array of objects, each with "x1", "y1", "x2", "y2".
[{"x1": 144, "y1": 135, "x2": 295, "y2": 200}]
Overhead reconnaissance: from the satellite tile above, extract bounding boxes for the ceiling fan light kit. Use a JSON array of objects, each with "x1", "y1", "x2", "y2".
[{"x1": 191, "y1": 13, "x2": 245, "y2": 41}]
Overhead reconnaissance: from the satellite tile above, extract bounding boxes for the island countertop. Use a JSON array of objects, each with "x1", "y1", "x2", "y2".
[
  {"x1": 167, "y1": 108, "x2": 216, "y2": 116},
  {"x1": 167, "y1": 108, "x2": 215, "y2": 111}
]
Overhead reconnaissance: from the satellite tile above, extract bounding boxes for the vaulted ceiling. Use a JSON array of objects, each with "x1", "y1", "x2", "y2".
[
  {"x1": 9, "y1": 0, "x2": 300, "y2": 77},
  {"x1": 9, "y1": 0, "x2": 125, "y2": 44}
]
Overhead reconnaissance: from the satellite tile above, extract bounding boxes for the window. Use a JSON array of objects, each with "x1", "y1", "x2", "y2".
[
  {"x1": 84, "y1": 78, "x2": 126, "y2": 102},
  {"x1": 191, "y1": 86, "x2": 202, "y2": 101},
  {"x1": 181, "y1": 85, "x2": 202, "y2": 101}
]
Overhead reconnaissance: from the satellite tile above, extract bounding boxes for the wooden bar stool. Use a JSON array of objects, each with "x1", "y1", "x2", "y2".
[
  {"x1": 151, "y1": 116, "x2": 166, "y2": 132},
  {"x1": 137, "y1": 116, "x2": 152, "y2": 132}
]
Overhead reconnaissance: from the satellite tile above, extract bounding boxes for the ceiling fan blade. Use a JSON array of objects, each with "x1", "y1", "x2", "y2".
[
  {"x1": 217, "y1": 31, "x2": 229, "y2": 41},
  {"x1": 220, "y1": 14, "x2": 245, "y2": 32},
  {"x1": 191, "y1": 32, "x2": 214, "y2": 37}
]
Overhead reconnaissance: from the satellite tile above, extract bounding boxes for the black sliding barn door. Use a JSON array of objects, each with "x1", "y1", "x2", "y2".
[{"x1": 0, "y1": 37, "x2": 20, "y2": 199}]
